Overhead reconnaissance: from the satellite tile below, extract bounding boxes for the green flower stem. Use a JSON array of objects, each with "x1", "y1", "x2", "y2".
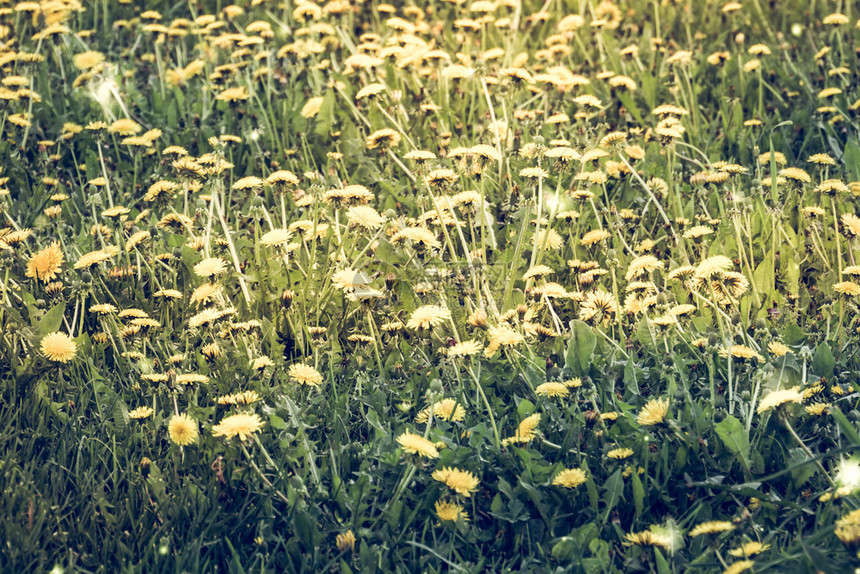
[{"x1": 240, "y1": 442, "x2": 291, "y2": 505}]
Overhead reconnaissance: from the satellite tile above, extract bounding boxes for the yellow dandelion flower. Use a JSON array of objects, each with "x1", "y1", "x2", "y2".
[
  {"x1": 396, "y1": 431, "x2": 439, "y2": 458},
  {"x1": 447, "y1": 340, "x2": 483, "y2": 357},
  {"x1": 193, "y1": 257, "x2": 227, "y2": 278},
  {"x1": 168, "y1": 413, "x2": 198, "y2": 446},
  {"x1": 768, "y1": 341, "x2": 790, "y2": 357},
  {"x1": 607, "y1": 447, "x2": 633, "y2": 460},
  {"x1": 26, "y1": 242, "x2": 64, "y2": 282},
  {"x1": 336, "y1": 530, "x2": 356, "y2": 552},
  {"x1": 503, "y1": 413, "x2": 541, "y2": 445},
  {"x1": 637, "y1": 398, "x2": 669, "y2": 426},
  {"x1": 435, "y1": 500, "x2": 469, "y2": 522},
  {"x1": 689, "y1": 521, "x2": 735, "y2": 537},
  {"x1": 40, "y1": 332, "x2": 77, "y2": 362},
  {"x1": 535, "y1": 382, "x2": 570, "y2": 399},
  {"x1": 407, "y1": 305, "x2": 451, "y2": 330},
  {"x1": 415, "y1": 398, "x2": 466, "y2": 424},
  {"x1": 728, "y1": 542, "x2": 770, "y2": 557},
  {"x1": 288, "y1": 363, "x2": 323, "y2": 386},
  {"x1": 722, "y1": 561, "x2": 754, "y2": 574},
  {"x1": 757, "y1": 387, "x2": 802, "y2": 414},
  {"x1": 625, "y1": 530, "x2": 670, "y2": 548},
  {"x1": 260, "y1": 228, "x2": 292, "y2": 247},
  {"x1": 432, "y1": 467, "x2": 480, "y2": 497},
  {"x1": 552, "y1": 468, "x2": 587, "y2": 488},
  {"x1": 73, "y1": 51, "x2": 104, "y2": 71},
  {"x1": 212, "y1": 413, "x2": 264, "y2": 441},
  {"x1": 580, "y1": 229, "x2": 611, "y2": 246},
  {"x1": 129, "y1": 406, "x2": 154, "y2": 420}
]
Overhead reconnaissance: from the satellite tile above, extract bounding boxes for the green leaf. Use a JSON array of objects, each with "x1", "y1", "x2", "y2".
[
  {"x1": 654, "y1": 548, "x2": 671, "y2": 574},
  {"x1": 843, "y1": 140, "x2": 860, "y2": 181},
  {"x1": 788, "y1": 448, "x2": 816, "y2": 486},
  {"x1": 624, "y1": 360, "x2": 641, "y2": 395},
  {"x1": 714, "y1": 415, "x2": 751, "y2": 468},
  {"x1": 551, "y1": 537, "x2": 577, "y2": 562},
  {"x1": 314, "y1": 90, "x2": 336, "y2": 137},
  {"x1": 37, "y1": 302, "x2": 65, "y2": 337},
  {"x1": 831, "y1": 406, "x2": 860, "y2": 447},
  {"x1": 602, "y1": 469, "x2": 623, "y2": 516},
  {"x1": 812, "y1": 342, "x2": 834, "y2": 379},
  {"x1": 565, "y1": 320, "x2": 596, "y2": 375},
  {"x1": 784, "y1": 323, "x2": 806, "y2": 346},
  {"x1": 632, "y1": 471, "x2": 644, "y2": 520},
  {"x1": 636, "y1": 318, "x2": 658, "y2": 349},
  {"x1": 517, "y1": 399, "x2": 535, "y2": 418}
]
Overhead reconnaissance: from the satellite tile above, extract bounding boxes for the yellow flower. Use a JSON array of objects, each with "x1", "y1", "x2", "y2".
[
  {"x1": 728, "y1": 542, "x2": 770, "y2": 557},
  {"x1": 288, "y1": 363, "x2": 323, "y2": 386},
  {"x1": 552, "y1": 468, "x2": 587, "y2": 488},
  {"x1": 109, "y1": 118, "x2": 142, "y2": 136},
  {"x1": 74, "y1": 247, "x2": 117, "y2": 269},
  {"x1": 607, "y1": 447, "x2": 633, "y2": 460},
  {"x1": 40, "y1": 332, "x2": 77, "y2": 362},
  {"x1": 72, "y1": 50, "x2": 104, "y2": 71},
  {"x1": 689, "y1": 520, "x2": 735, "y2": 537},
  {"x1": 503, "y1": 413, "x2": 541, "y2": 445},
  {"x1": 805, "y1": 402, "x2": 830, "y2": 416},
  {"x1": 722, "y1": 561, "x2": 754, "y2": 574},
  {"x1": 301, "y1": 96, "x2": 324, "y2": 118},
  {"x1": 580, "y1": 229, "x2": 611, "y2": 246},
  {"x1": 637, "y1": 398, "x2": 669, "y2": 426},
  {"x1": 415, "y1": 398, "x2": 466, "y2": 424},
  {"x1": 768, "y1": 341, "x2": 790, "y2": 357},
  {"x1": 26, "y1": 242, "x2": 64, "y2": 282},
  {"x1": 193, "y1": 257, "x2": 228, "y2": 278},
  {"x1": 216, "y1": 86, "x2": 249, "y2": 102},
  {"x1": 168, "y1": 413, "x2": 198, "y2": 446},
  {"x1": 260, "y1": 228, "x2": 292, "y2": 247},
  {"x1": 396, "y1": 431, "x2": 439, "y2": 458},
  {"x1": 695, "y1": 255, "x2": 733, "y2": 280},
  {"x1": 720, "y1": 345, "x2": 764, "y2": 362},
  {"x1": 232, "y1": 176, "x2": 263, "y2": 190},
  {"x1": 435, "y1": 500, "x2": 469, "y2": 522},
  {"x1": 211, "y1": 413, "x2": 264, "y2": 441},
  {"x1": 129, "y1": 406, "x2": 154, "y2": 420},
  {"x1": 625, "y1": 530, "x2": 670, "y2": 548},
  {"x1": 836, "y1": 509, "x2": 860, "y2": 549},
  {"x1": 535, "y1": 382, "x2": 570, "y2": 399},
  {"x1": 366, "y1": 128, "x2": 401, "y2": 150},
  {"x1": 346, "y1": 205, "x2": 384, "y2": 230},
  {"x1": 757, "y1": 387, "x2": 802, "y2": 414},
  {"x1": 447, "y1": 340, "x2": 483, "y2": 357},
  {"x1": 579, "y1": 290, "x2": 617, "y2": 324},
  {"x1": 432, "y1": 467, "x2": 480, "y2": 497},
  {"x1": 833, "y1": 281, "x2": 860, "y2": 297},
  {"x1": 336, "y1": 530, "x2": 356, "y2": 552},
  {"x1": 407, "y1": 305, "x2": 451, "y2": 330}
]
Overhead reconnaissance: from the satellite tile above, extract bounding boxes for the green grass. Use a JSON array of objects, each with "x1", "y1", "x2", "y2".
[{"x1": 2, "y1": 0, "x2": 860, "y2": 572}]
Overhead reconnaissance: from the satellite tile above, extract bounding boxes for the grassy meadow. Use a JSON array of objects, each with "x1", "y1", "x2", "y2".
[{"x1": 3, "y1": 0, "x2": 860, "y2": 572}]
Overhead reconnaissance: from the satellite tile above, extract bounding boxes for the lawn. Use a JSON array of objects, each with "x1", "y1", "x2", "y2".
[{"x1": 1, "y1": 0, "x2": 860, "y2": 572}]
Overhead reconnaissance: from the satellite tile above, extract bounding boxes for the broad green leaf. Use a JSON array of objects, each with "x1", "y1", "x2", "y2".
[
  {"x1": 602, "y1": 469, "x2": 623, "y2": 516},
  {"x1": 831, "y1": 406, "x2": 860, "y2": 447},
  {"x1": 565, "y1": 320, "x2": 596, "y2": 375},
  {"x1": 632, "y1": 471, "x2": 644, "y2": 520},
  {"x1": 811, "y1": 342, "x2": 834, "y2": 378},
  {"x1": 714, "y1": 415, "x2": 751, "y2": 468},
  {"x1": 37, "y1": 302, "x2": 65, "y2": 337},
  {"x1": 654, "y1": 548, "x2": 671, "y2": 574},
  {"x1": 636, "y1": 318, "x2": 658, "y2": 350},
  {"x1": 551, "y1": 537, "x2": 577, "y2": 562}
]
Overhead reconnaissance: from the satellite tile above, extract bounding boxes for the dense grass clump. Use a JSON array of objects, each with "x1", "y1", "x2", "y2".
[{"x1": 3, "y1": 0, "x2": 860, "y2": 572}]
